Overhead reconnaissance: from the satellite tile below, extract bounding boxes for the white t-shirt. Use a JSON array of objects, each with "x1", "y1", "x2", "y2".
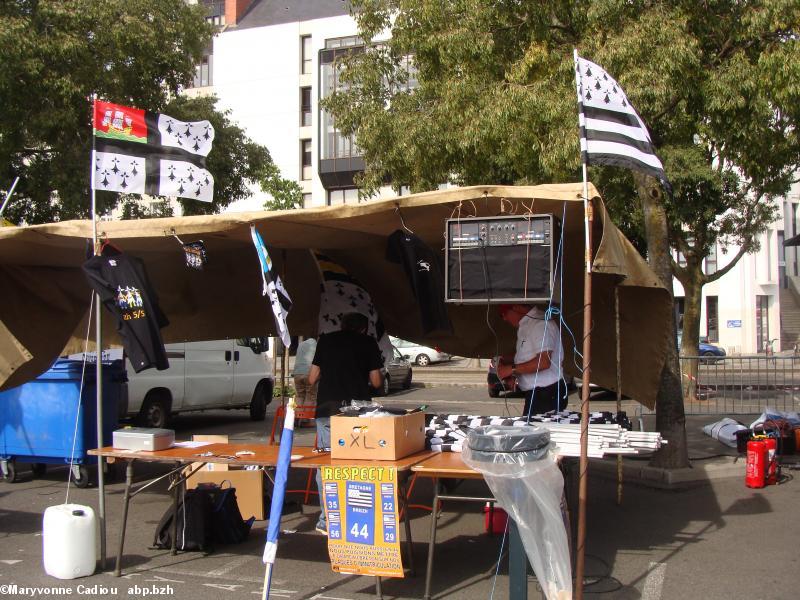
[{"x1": 514, "y1": 307, "x2": 564, "y2": 391}]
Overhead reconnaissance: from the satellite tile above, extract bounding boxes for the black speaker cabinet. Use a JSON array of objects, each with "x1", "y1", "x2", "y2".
[{"x1": 445, "y1": 215, "x2": 560, "y2": 304}]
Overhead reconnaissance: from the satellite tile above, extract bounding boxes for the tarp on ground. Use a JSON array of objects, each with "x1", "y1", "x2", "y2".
[{"x1": 0, "y1": 184, "x2": 671, "y2": 408}]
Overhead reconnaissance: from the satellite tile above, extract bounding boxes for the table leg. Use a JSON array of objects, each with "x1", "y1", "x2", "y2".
[
  {"x1": 170, "y1": 474, "x2": 180, "y2": 555},
  {"x1": 400, "y1": 476, "x2": 415, "y2": 577},
  {"x1": 509, "y1": 520, "x2": 528, "y2": 600},
  {"x1": 113, "y1": 460, "x2": 134, "y2": 577},
  {"x1": 422, "y1": 477, "x2": 440, "y2": 600}
]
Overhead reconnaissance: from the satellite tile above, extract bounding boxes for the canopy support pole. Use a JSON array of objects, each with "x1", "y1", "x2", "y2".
[
  {"x1": 91, "y1": 95, "x2": 107, "y2": 569},
  {"x1": 575, "y1": 164, "x2": 594, "y2": 600}
]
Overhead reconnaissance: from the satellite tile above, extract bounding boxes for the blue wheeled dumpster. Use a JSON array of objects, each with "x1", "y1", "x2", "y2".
[{"x1": 0, "y1": 358, "x2": 125, "y2": 486}]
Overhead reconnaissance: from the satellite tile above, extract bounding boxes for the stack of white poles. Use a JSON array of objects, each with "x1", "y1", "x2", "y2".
[{"x1": 540, "y1": 423, "x2": 665, "y2": 458}]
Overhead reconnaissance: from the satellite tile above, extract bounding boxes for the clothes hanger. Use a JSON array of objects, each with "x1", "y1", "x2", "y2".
[
  {"x1": 395, "y1": 204, "x2": 415, "y2": 235},
  {"x1": 98, "y1": 232, "x2": 122, "y2": 255},
  {"x1": 167, "y1": 227, "x2": 185, "y2": 246}
]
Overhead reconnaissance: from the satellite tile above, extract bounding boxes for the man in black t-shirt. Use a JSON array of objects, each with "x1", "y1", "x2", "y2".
[{"x1": 308, "y1": 312, "x2": 384, "y2": 534}]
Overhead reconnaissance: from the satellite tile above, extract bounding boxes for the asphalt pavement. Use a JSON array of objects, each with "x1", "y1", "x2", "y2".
[{"x1": 0, "y1": 364, "x2": 798, "y2": 599}]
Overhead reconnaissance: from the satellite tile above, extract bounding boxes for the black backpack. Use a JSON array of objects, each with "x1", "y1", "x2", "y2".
[
  {"x1": 205, "y1": 484, "x2": 255, "y2": 544},
  {"x1": 152, "y1": 482, "x2": 254, "y2": 551},
  {"x1": 152, "y1": 487, "x2": 214, "y2": 553}
]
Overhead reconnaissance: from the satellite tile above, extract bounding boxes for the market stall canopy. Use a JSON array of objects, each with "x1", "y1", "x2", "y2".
[{"x1": 0, "y1": 184, "x2": 670, "y2": 407}]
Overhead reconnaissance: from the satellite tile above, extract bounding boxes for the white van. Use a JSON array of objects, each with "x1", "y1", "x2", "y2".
[{"x1": 123, "y1": 337, "x2": 274, "y2": 427}]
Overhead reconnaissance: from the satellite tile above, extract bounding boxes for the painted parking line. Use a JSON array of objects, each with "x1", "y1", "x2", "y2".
[
  {"x1": 642, "y1": 561, "x2": 666, "y2": 600},
  {"x1": 206, "y1": 555, "x2": 255, "y2": 577}
]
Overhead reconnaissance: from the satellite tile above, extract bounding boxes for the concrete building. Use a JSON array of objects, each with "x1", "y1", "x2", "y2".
[
  {"x1": 185, "y1": 0, "x2": 404, "y2": 211},
  {"x1": 673, "y1": 181, "x2": 800, "y2": 355}
]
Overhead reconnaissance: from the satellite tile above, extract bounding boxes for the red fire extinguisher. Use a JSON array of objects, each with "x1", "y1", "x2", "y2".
[
  {"x1": 765, "y1": 436, "x2": 779, "y2": 485},
  {"x1": 745, "y1": 438, "x2": 767, "y2": 488}
]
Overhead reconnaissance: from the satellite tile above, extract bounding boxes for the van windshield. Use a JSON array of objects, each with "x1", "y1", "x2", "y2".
[{"x1": 236, "y1": 337, "x2": 269, "y2": 354}]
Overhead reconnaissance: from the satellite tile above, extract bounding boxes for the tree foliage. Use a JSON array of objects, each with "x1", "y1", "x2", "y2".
[
  {"x1": 326, "y1": 0, "x2": 800, "y2": 466},
  {"x1": 0, "y1": 0, "x2": 300, "y2": 224}
]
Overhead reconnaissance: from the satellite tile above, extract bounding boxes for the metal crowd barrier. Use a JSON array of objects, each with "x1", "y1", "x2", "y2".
[{"x1": 672, "y1": 355, "x2": 800, "y2": 415}]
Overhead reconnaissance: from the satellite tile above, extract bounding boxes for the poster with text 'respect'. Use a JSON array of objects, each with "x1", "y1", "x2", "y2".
[{"x1": 321, "y1": 465, "x2": 404, "y2": 577}]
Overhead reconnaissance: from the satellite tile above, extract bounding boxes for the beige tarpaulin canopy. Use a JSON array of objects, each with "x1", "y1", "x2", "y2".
[{"x1": 0, "y1": 184, "x2": 670, "y2": 407}]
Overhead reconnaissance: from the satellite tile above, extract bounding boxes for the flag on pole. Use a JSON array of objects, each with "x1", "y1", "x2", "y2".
[
  {"x1": 313, "y1": 251, "x2": 393, "y2": 365},
  {"x1": 250, "y1": 225, "x2": 293, "y2": 348},
  {"x1": 574, "y1": 53, "x2": 671, "y2": 194},
  {"x1": 314, "y1": 252, "x2": 384, "y2": 339},
  {"x1": 261, "y1": 397, "x2": 296, "y2": 599},
  {"x1": 91, "y1": 100, "x2": 215, "y2": 202}
]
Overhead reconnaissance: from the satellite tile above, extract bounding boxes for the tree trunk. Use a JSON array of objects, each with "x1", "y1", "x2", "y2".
[
  {"x1": 634, "y1": 173, "x2": 690, "y2": 469},
  {"x1": 680, "y1": 270, "x2": 705, "y2": 403}
]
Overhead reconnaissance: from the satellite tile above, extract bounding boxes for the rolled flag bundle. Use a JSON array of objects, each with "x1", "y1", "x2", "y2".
[{"x1": 261, "y1": 398, "x2": 296, "y2": 599}]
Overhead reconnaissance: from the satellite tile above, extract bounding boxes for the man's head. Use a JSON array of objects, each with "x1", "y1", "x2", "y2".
[
  {"x1": 498, "y1": 303, "x2": 534, "y2": 327},
  {"x1": 341, "y1": 312, "x2": 369, "y2": 334}
]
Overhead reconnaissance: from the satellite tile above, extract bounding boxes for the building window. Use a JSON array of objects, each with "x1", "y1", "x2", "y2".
[
  {"x1": 705, "y1": 244, "x2": 717, "y2": 275},
  {"x1": 320, "y1": 40, "x2": 365, "y2": 162},
  {"x1": 706, "y1": 296, "x2": 719, "y2": 342},
  {"x1": 794, "y1": 204, "x2": 799, "y2": 276},
  {"x1": 302, "y1": 193, "x2": 312, "y2": 208},
  {"x1": 778, "y1": 229, "x2": 787, "y2": 289},
  {"x1": 202, "y1": 0, "x2": 225, "y2": 25},
  {"x1": 301, "y1": 139, "x2": 312, "y2": 180},
  {"x1": 327, "y1": 188, "x2": 359, "y2": 205},
  {"x1": 301, "y1": 35, "x2": 312, "y2": 75},
  {"x1": 325, "y1": 36, "x2": 364, "y2": 49},
  {"x1": 756, "y1": 295, "x2": 769, "y2": 352},
  {"x1": 300, "y1": 87, "x2": 312, "y2": 127},
  {"x1": 675, "y1": 296, "x2": 685, "y2": 330},
  {"x1": 191, "y1": 54, "x2": 213, "y2": 88}
]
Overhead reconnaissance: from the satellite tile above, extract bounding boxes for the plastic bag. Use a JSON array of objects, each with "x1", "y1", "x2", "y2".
[
  {"x1": 702, "y1": 418, "x2": 747, "y2": 448},
  {"x1": 750, "y1": 407, "x2": 800, "y2": 429},
  {"x1": 462, "y1": 425, "x2": 572, "y2": 600}
]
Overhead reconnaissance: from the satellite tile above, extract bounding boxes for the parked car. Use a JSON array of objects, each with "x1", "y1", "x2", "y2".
[
  {"x1": 373, "y1": 345, "x2": 413, "y2": 396},
  {"x1": 677, "y1": 333, "x2": 726, "y2": 363},
  {"x1": 389, "y1": 337, "x2": 452, "y2": 366},
  {"x1": 698, "y1": 339, "x2": 726, "y2": 361}
]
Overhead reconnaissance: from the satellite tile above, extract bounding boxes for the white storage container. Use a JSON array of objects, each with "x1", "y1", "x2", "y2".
[{"x1": 42, "y1": 504, "x2": 96, "y2": 579}]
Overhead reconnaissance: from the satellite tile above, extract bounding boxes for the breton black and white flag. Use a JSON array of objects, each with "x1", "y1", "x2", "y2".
[
  {"x1": 574, "y1": 53, "x2": 672, "y2": 194},
  {"x1": 92, "y1": 100, "x2": 215, "y2": 202},
  {"x1": 313, "y1": 251, "x2": 393, "y2": 363},
  {"x1": 250, "y1": 225, "x2": 292, "y2": 348}
]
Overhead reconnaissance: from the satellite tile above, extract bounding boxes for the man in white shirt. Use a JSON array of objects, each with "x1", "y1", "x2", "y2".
[{"x1": 496, "y1": 303, "x2": 568, "y2": 417}]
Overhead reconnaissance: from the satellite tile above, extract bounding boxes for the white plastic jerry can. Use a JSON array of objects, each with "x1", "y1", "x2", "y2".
[{"x1": 42, "y1": 504, "x2": 97, "y2": 579}]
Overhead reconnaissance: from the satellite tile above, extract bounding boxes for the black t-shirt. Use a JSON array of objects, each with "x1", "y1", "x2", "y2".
[
  {"x1": 312, "y1": 330, "x2": 385, "y2": 417},
  {"x1": 82, "y1": 249, "x2": 169, "y2": 372},
  {"x1": 386, "y1": 229, "x2": 451, "y2": 334}
]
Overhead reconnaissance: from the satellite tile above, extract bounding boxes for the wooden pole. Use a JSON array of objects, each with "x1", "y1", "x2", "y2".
[{"x1": 574, "y1": 188, "x2": 593, "y2": 600}]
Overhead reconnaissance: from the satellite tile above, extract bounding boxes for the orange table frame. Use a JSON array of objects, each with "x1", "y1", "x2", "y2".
[
  {"x1": 90, "y1": 443, "x2": 317, "y2": 576},
  {"x1": 90, "y1": 443, "x2": 435, "y2": 583}
]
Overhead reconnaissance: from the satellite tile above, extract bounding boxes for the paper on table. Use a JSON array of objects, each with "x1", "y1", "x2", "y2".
[{"x1": 173, "y1": 441, "x2": 213, "y2": 448}]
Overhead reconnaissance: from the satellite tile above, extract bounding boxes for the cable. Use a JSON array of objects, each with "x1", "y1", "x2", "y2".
[{"x1": 66, "y1": 291, "x2": 96, "y2": 504}]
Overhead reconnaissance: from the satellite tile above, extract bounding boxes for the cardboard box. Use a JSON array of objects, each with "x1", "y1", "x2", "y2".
[
  {"x1": 186, "y1": 469, "x2": 265, "y2": 520},
  {"x1": 184, "y1": 435, "x2": 265, "y2": 520},
  {"x1": 330, "y1": 412, "x2": 425, "y2": 461}
]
